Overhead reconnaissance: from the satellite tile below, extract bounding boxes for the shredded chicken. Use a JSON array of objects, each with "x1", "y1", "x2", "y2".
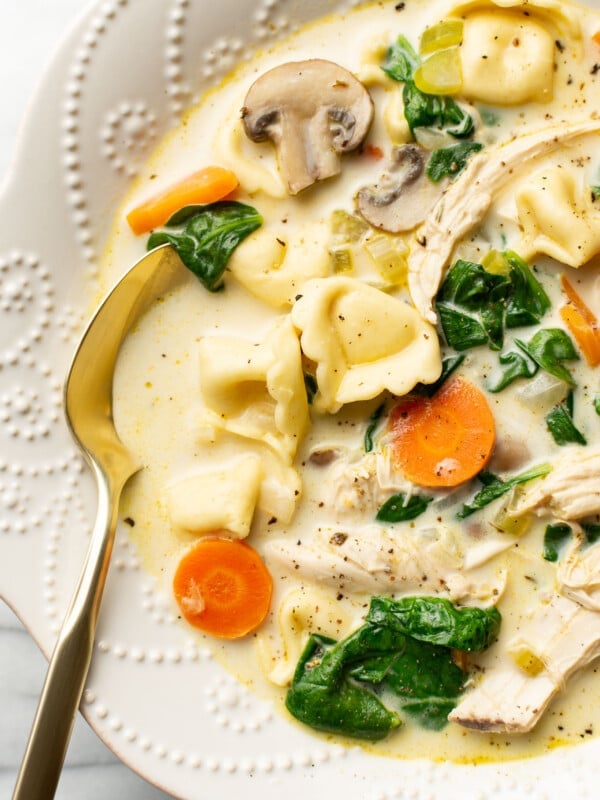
[
  {"x1": 265, "y1": 525, "x2": 506, "y2": 606},
  {"x1": 449, "y1": 594, "x2": 600, "y2": 733},
  {"x1": 326, "y1": 450, "x2": 413, "y2": 517},
  {"x1": 558, "y1": 537, "x2": 600, "y2": 611},
  {"x1": 408, "y1": 119, "x2": 600, "y2": 323},
  {"x1": 512, "y1": 444, "x2": 600, "y2": 520}
]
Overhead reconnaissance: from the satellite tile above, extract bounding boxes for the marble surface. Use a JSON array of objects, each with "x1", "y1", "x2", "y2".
[{"x1": 0, "y1": 2, "x2": 173, "y2": 797}]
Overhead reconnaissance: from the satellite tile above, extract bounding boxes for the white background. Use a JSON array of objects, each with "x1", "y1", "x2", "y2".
[{"x1": 0, "y1": 2, "x2": 173, "y2": 797}]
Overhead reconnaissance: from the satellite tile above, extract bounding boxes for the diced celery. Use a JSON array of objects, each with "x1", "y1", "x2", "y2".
[
  {"x1": 482, "y1": 249, "x2": 510, "y2": 276},
  {"x1": 413, "y1": 47, "x2": 462, "y2": 96},
  {"x1": 364, "y1": 233, "x2": 408, "y2": 284},
  {"x1": 330, "y1": 210, "x2": 370, "y2": 242},
  {"x1": 490, "y1": 485, "x2": 531, "y2": 537},
  {"x1": 511, "y1": 647, "x2": 545, "y2": 677},
  {"x1": 329, "y1": 245, "x2": 354, "y2": 273},
  {"x1": 420, "y1": 19, "x2": 464, "y2": 55}
]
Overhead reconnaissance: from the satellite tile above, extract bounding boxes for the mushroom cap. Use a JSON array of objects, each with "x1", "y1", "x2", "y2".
[
  {"x1": 241, "y1": 59, "x2": 373, "y2": 195},
  {"x1": 355, "y1": 144, "x2": 448, "y2": 233}
]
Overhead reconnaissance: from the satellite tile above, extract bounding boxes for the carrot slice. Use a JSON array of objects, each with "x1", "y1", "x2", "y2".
[
  {"x1": 559, "y1": 274, "x2": 600, "y2": 367},
  {"x1": 173, "y1": 537, "x2": 272, "y2": 639},
  {"x1": 389, "y1": 377, "x2": 495, "y2": 488},
  {"x1": 126, "y1": 166, "x2": 239, "y2": 235},
  {"x1": 593, "y1": 30, "x2": 600, "y2": 47}
]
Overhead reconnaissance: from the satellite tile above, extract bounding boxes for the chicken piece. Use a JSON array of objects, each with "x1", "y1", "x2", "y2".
[
  {"x1": 558, "y1": 537, "x2": 600, "y2": 611},
  {"x1": 449, "y1": 594, "x2": 600, "y2": 733},
  {"x1": 265, "y1": 525, "x2": 506, "y2": 606},
  {"x1": 326, "y1": 451, "x2": 413, "y2": 518},
  {"x1": 512, "y1": 444, "x2": 600, "y2": 521},
  {"x1": 407, "y1": 119, "x2": 600, "y2": 323}
]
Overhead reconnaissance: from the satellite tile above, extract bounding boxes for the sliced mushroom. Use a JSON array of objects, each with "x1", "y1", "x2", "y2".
[
  {"x1": 355, "y1": 144, "x2": 447, "y2": 233},
  {"x1": 241, "y1": 59, "x2": 373, "y2": 195}
]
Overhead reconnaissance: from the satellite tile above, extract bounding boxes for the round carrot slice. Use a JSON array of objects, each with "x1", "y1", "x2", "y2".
[
  {"x1": 390, "y1": 377, "x2": 495, "y2": 488},
  {"x1": 173, "y1": 537, "x2": 273, "y2": 639}
]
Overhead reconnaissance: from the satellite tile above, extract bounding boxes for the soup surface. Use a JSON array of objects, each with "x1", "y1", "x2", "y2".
[{"x1": 104, "y1": 0, "x2": 600, "y2": 763}]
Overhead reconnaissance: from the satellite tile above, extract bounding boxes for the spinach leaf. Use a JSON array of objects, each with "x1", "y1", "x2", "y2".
[
  {"x1": 487, "y1": 349, "x2": 538, "y2": 393},
  {"x1": 364, "y1": 403, "x2": 385, "y2": 452},
  {"x1": 381, "y1": 35, "x2": 420, "y2": 82},
  {"x1": 457, "y1": 463, "x2": 551, "y2": 519},
  {"x1": 546, "y1": 391, "x2": 586, "y2": 446},
  {"x1": 583, "y1": 523, "x2": 600, "y2": 546},
  {"x1": 419, "y1": 353, "x2": 465, "y2": 397},
  {"x1": 285, "y1": 632, "x2": 401, "y2": 741},
  {"x1": 437, "y1": 259, "x2": 511, "y2": 351},
  {"x1": 504, "y1": 251, "x2": 551, "y2": 327},
  {"x1": 426, "y1": 141, "x2": 483, "y2": 182},
  {"x1": 366, "y1": 596, "x2": 501, "y2": 652},
  {"x1": 543, "y1": 523, "x2": 572, "y2": 562},
  {"x1": 351, "y1": 637, "x2": 466, "y2": 731},
  {"x1": 285, "y1": 596, "x2": 501, "y2": 741},
  {"x1": 594, "y1": 394, "x2": 600, "y2": 415},
  {"x1": 436, "y1": 254, "x2": 550, "y2": 353},
  {"x1": 380, "y1": 37, "x2": 475, "y2": 141},
  {"x1": 403, "y1": 82, "x2": 475, "y2": 138},
  {"x1": 592, "y1": 185, "x2": 600, "y2": 201},
  {"x1": 376, "y1": 493, "x2": 431, "y2": 523},
  {"x1": 436, "y1": 305, "x2": 488, "y2": 351},
  {"x1": 515, "y1": 328, "x2": 579, "y2": 386},
  {"x1": 147, "y1": 200, "x2": 263, "y2": 291}
]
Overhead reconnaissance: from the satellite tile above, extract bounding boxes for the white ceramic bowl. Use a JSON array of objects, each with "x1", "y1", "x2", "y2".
[{"x1": 1, "y1": 1, "x2": 599, "y2": 798}]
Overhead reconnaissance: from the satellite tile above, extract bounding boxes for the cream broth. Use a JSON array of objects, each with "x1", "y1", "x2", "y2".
[{"x1": 106, "y1": 0, "x2": 600, "y2": 764}]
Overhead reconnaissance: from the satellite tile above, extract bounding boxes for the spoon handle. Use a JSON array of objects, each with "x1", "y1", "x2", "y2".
[{"x1": 12, "y1": 469, "x2": 120, "y2": 800}]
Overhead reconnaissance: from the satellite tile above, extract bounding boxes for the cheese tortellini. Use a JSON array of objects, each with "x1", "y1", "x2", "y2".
[
  {"x1": 227, "y1": 222, "x2": 331, "y2": 308},
  {"x1": 165, "y1": 454, "x2": 263, "y2": 539},
  {"x1": 197, "y1": 316, "x2": 309, "y2": 461},
  {"x1": 516, "y1": 167, "x2": 600, "y2": 267},
  {"x1": 291, "y1": 276, "x2": 441, "y2": 413},
  {"x1": 460, "y1": 10, "x2": 555, "y2": 104}
]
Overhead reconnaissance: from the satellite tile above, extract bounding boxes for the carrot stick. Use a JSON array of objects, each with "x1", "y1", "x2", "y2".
[
  {"x1": 173, "y1": 537, "x2": 272, "y2": 639},
  {"x1": 126, "y1": 166, "x2": 239, "y2": 235},
  {"x1": 389, "y1": 377, "x2": 495, "y2": 488},
  {"x1": 559, "y1": 274, "x2": 600, "y2": 367}
]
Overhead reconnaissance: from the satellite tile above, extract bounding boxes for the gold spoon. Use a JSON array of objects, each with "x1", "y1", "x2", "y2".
[{"x1": 12, "y1": 245, "x2": 185, "y2": 800}]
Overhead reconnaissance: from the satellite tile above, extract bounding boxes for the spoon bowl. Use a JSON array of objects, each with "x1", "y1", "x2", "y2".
[{"x1": 12, "y1": 245, "x2": 186, "y2": 800}]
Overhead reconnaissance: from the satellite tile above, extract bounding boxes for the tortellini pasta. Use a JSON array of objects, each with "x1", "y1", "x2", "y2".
[
  {"x1": 291, "y1": 276, "x2": 441, "y2": 413},
  {"x1": 460, "y1": 10, "x2": 555, "y2": 104},
  {"x1": 516, "y1": 167, "x2": 600, "y2": 267},
  {"x1": 227, "y1": 222, "x2": 331, "y2": 308},
  {"x1": 165, "y1": 454, "x2": 263, "y2": 539},
  {"x1": 197, "y1": 316, "x2": 309, "y2": 461},
  {"x1": 257, "y1": 588, "x2": 361, "y2": 686}
]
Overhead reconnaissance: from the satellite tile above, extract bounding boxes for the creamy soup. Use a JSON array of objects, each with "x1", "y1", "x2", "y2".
[{"x1": 103, "y1": 0, "x2": 600, "y2": 764}]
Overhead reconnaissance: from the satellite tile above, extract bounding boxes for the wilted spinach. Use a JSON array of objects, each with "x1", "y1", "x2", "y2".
[
  {"x1": 543, "y1": 523, "x2": 572, "y2": 562},
  {"x1": 426, "y1": 141, "x2": 483, "y2": 182},
  {"x1": 515, "y1": 328, "x2": 579, "y2": 386},
  {"x1": 285, "y1": 596, "x2": 501, "y2": 740},
  {"x1": 487, "y1": 349, "x2": 538, "y2": 393},
  {"x1": 364, "y1": 403, "x2": 385, "y2": 452},
  {"x1": 457, "y1": 463, "x2": 551, "y2": 519},
  {"x1": 436, "y1": 252, "x2": 550, "y2": 352},
  {"x1": 376, "y1": 493, "x2": 431, "y2": 523},
  {"x1": 381, "y1": 35, "x2": 477, "y2": 167},
  {"x1": 545, "y1": 391, "x2": 586, "y2": 446},
  {"x1": 147, "y1": 200, "x2": 263, "y2": 291}
]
